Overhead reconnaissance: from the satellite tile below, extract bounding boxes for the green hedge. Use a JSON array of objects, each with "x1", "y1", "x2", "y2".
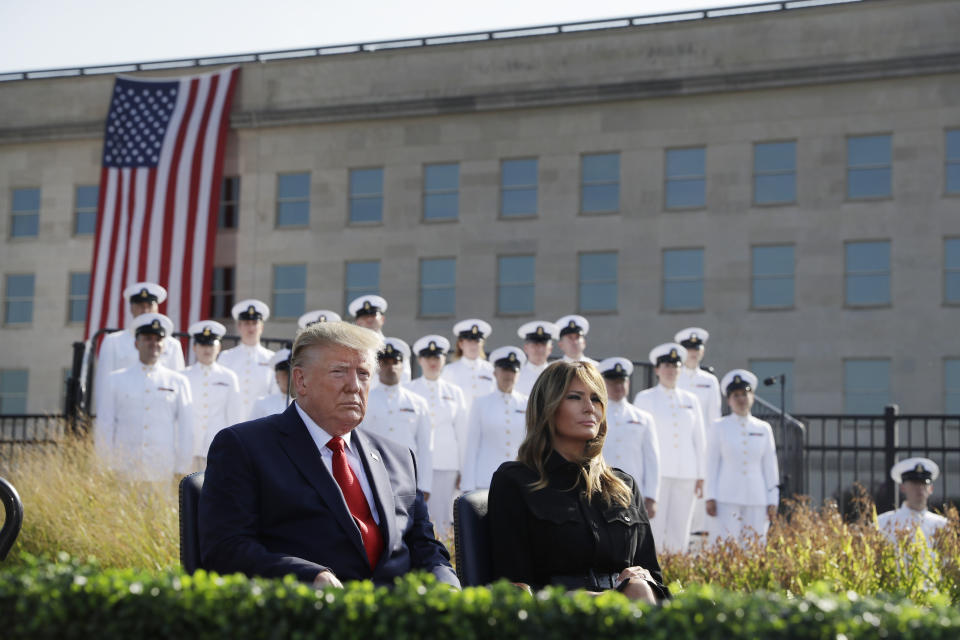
[{"x1": 3, "y1": 554, "x2": 959, "y2": 639}]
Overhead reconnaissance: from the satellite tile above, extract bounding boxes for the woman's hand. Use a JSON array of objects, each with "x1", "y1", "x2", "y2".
[
  {"x1": 706, "y1": 499, "x2": 717, "y2": 517},
  {"x1": 616, "y1": 567, "x2": 657, "y2": 604},
  {"x1": 644, "y1": 497, "x2": 657, "y2": 518}
]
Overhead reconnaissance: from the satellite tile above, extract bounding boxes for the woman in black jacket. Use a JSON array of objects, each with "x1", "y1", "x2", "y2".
[{"x1": 488, "y1": 360, "x2": 668, "y2": 603}]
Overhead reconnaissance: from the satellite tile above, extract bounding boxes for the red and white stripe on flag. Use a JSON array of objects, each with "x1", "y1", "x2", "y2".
[{"x1": 85, "y1": 66, "x2": 239, "y2": 342}]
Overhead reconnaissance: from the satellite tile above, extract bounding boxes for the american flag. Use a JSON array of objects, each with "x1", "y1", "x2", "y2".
[{"x1": 85, "y1": 67, "x2": 239, "y2": 341}]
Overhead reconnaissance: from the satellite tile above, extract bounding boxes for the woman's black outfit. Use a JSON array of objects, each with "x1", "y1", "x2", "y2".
[{"x1": 488, "y1": 451, "x2": 669, "y2": 598}]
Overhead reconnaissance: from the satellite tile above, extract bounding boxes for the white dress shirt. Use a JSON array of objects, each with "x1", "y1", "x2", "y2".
[
  {"x1": 407, "y1": 376, "x2": 469, "y2": 472},
  {"x1": 358, "y1": 383, "x2": 433, "y2": 492},
  {"x1": 515, "y1": 361, "x2": 549, "y2": 397},
  {"x1": 183, "y1": 362, "x2": 243, "y2": 457},
  {"x1": 94, "y1": 329, "x2": 184, "y2": 408},
  {"x1": 250, "y1": 392, "x2": 292, "y2": 420},
  {"x1": 603, "y1": 399, "x2": 661, "y2": 502},
  {"x1": 95, "y1": 362, "x2": 193, "y2": 481},
  {"x1": 705, "y1": 413, "x2": 779, "y2": 506},
  {"x1": 461, "y1": 389, "x2": 528, "y2": 491},
  {"x1": 441, "y1": 357, "x2": 495, "y2": 410},
  {"x1": 217, "y1": 342, "x2": 276, "y2": 420},
  {"x1": 562, "y1": 354, "x2": 599, "y2": 367},
  {"x1": 878, "y1": 503, "x2": 948, "y2": 546},
  {"x1": 677, "y1": 366, "x2": 722, "y2": 429},
  {"x1": 633, "y1": 384, "x2": 706, "y2": 480},
  {"x1": 295, "y1": 402, "x2": 380, "y2": 523}
]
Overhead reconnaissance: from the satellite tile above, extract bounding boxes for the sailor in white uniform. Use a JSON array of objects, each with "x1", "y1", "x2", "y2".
[
  {"x1": 250, "y1": 349, "x2": 294, "y2": 420},
  {"x1": 555, "y1": 314, "x2": 599, "y2": 366},
  {"x1": 598, "y1": 357, "x2": 661, "y2": 517},
  {"x1": 94, "y1": 313, "x2": 193, "y2": 483},
  {"x1": 408, "y1": 334, "x2": 469, "y2": 537},
  {"x1": 348, "y1": 295, "x2": 410, "y2": 385},
  {"x1": 94, "y1": 282, "x2": 185, "y2": 406},
  {"x1": 217, "y1": 299, "x2": 276, "y2": 421},
  {"x1": 441, "y1": 319, "x2": 495, "y2": 411},
  {"x1": 877, "y1": 458, "x2": 948, "y2": 547},
  {"x1": 358, "y1": 337, "x2": 433, "y2": 494},
  {"x1": 515, "y1": 320, "x2": 559, "y2": 397},
  {"x1": 705, "y1": 369, "x2": 780, "y2": 546},
  {"x1": 633, "y1": 343, "x2": 706, "y2": 554},
  {"x1": 461, "y1": 346, "x2": 528, "y2": 492},
  {"x1": 182, "y1": 320, "x2": 242, "y2": 468},
  {"x1": 297, "y1": 309, "x2": 342, "y2": 329}
]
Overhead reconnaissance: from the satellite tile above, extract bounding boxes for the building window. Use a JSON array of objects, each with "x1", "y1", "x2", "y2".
[
  {"x1": 845, "y1": 240, "x2": 890, "y2": 306},
  {"x1": 74, "y1": 185, "x2": 98, "y2": 235},
  {"x1": 662, "y1": 248, "x2": 704, "y2": 311},
  {"x1": 11, "y1": 187, "x2": 40, "y2": 238},
  {"x1": 272, "y1": 264, "x2": 306, "y2": 319},
  {"x1": 500, "y1": 158, "x2": 538, "y2": 218},
  {"x1": 419, "y1": 258, "x2": 456, "y2": 317},
  {"x1": 847, "y1": 134, "x2": 891, "y2": 199},
  {"x1": 751, "y1": 245, "x2": 794, "y2": 309},
  {"x1": 4, "y1": 274, "x2": 34, "y2": 325},
  {"x1": 219, "y1": 176, "x2": 239, "y2": 229},
  {"x1": 844, "y1": 359, "x2": 890, "y2": 414},
  {"x1": 945, "y1": 238, "x2": 960, "y2": 304},
  {"x1": 209, "y1": 266, "x2": 234, "y2": 319},
  {"x1": 498, "y1": 255, "x2": 535, "y2": 314},
  {"x1": 345, "y1": 260, "x2": 380, "y2": 311},
  {"x1": 349, "y1": 168, "x2": 384, "y2": 224},
  {"x1": 423, "y1": 163, "x2": 459, "y2": 221},
  {"x1": 276, "y1": 172, "x2": 310, "y2": 227},
  {"x1": 0, "y1": 369, "x2": 28, "y2": 414},
  {"x1": 947, "y1": 130, "x2": 960, "y2": 195},
  {"x1": 753, "y1": 141, "x2": 796, "y2": 205},
  {"x1": 580, "y1": 153, "x2": 619, "y2": 214},
  {"x1": 578, "y1": 252, "x2": 617, "y2": 313},
  {"x1": 665, "y1": 147, "x2": 706, "y2": 209},
  {"x1": 748, "y1": 359, "x2": 795, "y2": 413},
  {"x1": 68, "y1": 272, "x2": 90, "y2": 324}
]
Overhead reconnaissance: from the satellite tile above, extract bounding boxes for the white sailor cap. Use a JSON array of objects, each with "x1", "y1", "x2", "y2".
[
  {"x1": 598, "y1": 357, "x2": 634, "y2": 379},
  {"x1": 489, "y1": 345, "x2": 526, "y2": 371},
  {"x1": 131, "y1": 312, "x2": 174, "y2": 338},
  {"x1": 268, "y1": 348, "x2": 291, "y2": 370},
  {"x1": 556, "y1": 314, "x2": 589, "y2": 337},
  {"x1": 187, "y1": 320, "x2": 226, "y2": 344},
  {"x1": 675, "y1": 327, "x2": 710, "y2": 349},
  {"x1": 232, "y1": 299, "x2": 270, "y2": 322},
  {"x1": 124, "y1": 281, "x2": 167, "y2": 304},
  {"x1": 348, "y1": 295, "x2": 387, "y2": 318},
  {"x1": 891, "y1": 457, "x2": 939, "y2": 484},
  {"x1": 453, "y1": 318, "x2": 492, "y2": 340},
  {"x1": 517, "y1": 320, "x2": 559, "y2": 343},
  {"x1": 298, "y1": 309, "x2": 342, "y2": 329},
  {"x1": 413, "y1": 334, "x2": 450, "y2": 357},
  {"x1": 378, "y1": 337, "x2": 411, "y2": 362},
  {"x1": 649, "y1": 342, "x2": 687, "y2": 366},
  {"x1": 720, "y1": 369, "x2": 758, "y2": 396}
]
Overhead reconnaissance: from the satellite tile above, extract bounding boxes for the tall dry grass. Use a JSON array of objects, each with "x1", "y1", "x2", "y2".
[{"x1": 3, "y1": 430, "x2": 179, "y2": 570}]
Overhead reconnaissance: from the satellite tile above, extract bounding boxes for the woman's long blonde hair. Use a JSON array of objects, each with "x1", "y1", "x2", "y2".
[{"x1": 517, "y1": 360, "x2": 632, "y2": 507}]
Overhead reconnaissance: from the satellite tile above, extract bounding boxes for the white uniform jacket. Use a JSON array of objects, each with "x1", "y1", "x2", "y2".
[
  {"x1": 633, "y1": 384, "x2": 706, "y2": 480},
  {"x1": 705, "y1": 413, "x2": 779, "y2": 506},
  {"x1": 217, "y1": 343, "x2": 276, "y2": 421},
  {"x1": 461, "y1": 389, "x2": 528, "y2": 491},
  {"x1": 441, "y1": 357, "x2": 495, "y2": 410},
  {"x1": 407, "y1": 376, "x2": 469, "y2": 472},
  {"x1": 94, "y1": 363, "x2": 193, "y2": 481},
  {"x1": 183, "y1": 362, "x2": 243, "y2": 457},
  {"x1": 878, "y1": 504, "x2": 948, "y2": 545},
  {"x1": 250, "y1": 393, "x2": 292, "y2": 420},
  {"x1": 562, "y1": 354, "x2": 599, "y2": 367},
  {"x1": 677, "y1": 366, "x2": 722, "y2": 429},
  {"x1": 358, "y1": 383, "x2": 433, "y2": 492},
  {"x1": 515, "y1": 361, "x2": 548, "y2": 397},
  {"x1": 94, "y1": 329, "x2": 184, "y2": 406},
  {"x1": 603, "y1": 399, "x2": 661, "y2": 502}
]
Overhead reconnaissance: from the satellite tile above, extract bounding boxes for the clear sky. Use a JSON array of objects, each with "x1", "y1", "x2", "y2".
[{"x1": 0, "y1": 0, "x2": 750, "y2": 74}]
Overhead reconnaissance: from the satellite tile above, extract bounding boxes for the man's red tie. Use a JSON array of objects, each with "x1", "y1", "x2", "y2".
[{"x1": 326, "y1": 436, "x2": 384, "y2": 569}]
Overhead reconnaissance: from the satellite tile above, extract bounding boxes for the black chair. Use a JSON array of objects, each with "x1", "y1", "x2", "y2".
[
  {"x1": 0, "y1": 476, "x2": 23, "y2": 562},
  {"x1": 453, "y1": 489, "x2": 492, "y2": 586},
  {"x1": 178, "y1": 471, "x2": 204, "y2": 573}
]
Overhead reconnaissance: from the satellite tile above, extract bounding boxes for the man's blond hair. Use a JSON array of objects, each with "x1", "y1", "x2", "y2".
[{"x1": 291, "y1": 321, "x2": 383, "y2": 369}]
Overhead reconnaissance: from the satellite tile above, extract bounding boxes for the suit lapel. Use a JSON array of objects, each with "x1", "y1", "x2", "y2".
[
  {"x1": 275, "y1": 404, "x2": 367, "y2": 561},
  {"x1": 352, "y1": 430, "x2": 398, "y2": 554}
]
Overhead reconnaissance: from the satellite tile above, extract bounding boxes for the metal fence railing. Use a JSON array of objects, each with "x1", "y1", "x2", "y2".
[{"x1": 0, "y1": 414, "x2": 65, "y2": 472}]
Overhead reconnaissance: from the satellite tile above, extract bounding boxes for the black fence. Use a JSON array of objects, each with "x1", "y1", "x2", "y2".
[{"x1": 0, "y1": 414, "x2": 65, "y2": 472}]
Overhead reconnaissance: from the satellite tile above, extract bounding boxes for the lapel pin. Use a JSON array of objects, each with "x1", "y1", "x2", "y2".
[{"x1": 370, "y1": 452, "x2": 380, "y2": 462}]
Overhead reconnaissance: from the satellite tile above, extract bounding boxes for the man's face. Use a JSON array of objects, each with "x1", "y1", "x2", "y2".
[
  {"x1": 685, "y1": 346, "x2": 704, "y2": 368},
  {"x1": 378, "y1": 357, "x2": 403, "y2": 386},
  {"x1": 130, "y1": 300, "x2": 158, "y2": 318},
  {"x1": 558, "y1": 333, "x2": 585, "y2": 357},
  {"x1": 604, "y1": 377, "x2": 629, "y2": 402},
  {"x1": 135, "y1": 333, "x2": 163, "y2": 365},
  {"x1": 237, "y1": 319, "x2": 263, "y2": 345},
  {"x1": 192, "y1": 342, "x2": 220, "y2": 365},
  {"x1": 523, "y1": 340, "x2": 552, "y2": 366},
  {"x1": 293, "y1": 344, "x2": 374, "y2": 436},
  {"x1": 356, "y1": 312, "x2": 384, "y2": 332},
  {"x1": 493, "y1": 366, "x2": 518, "y2": 393},
  {"x1": 418, "y1": 354, "x2": 445, "y2": 379},
  {"x1": 655, "y1": 361, "x2": 681, "y2": 387},
  {"x1": 900, "y1": 480, "x2": 933, "y2": 510}
]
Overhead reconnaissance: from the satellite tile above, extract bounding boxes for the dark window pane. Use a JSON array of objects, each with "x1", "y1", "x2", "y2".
[
  {"x1": 666, "y1": 148, "x2": 705, "y2": 177},
  {"x1": 846, "y1": 274, "x2": 890, "y2": 305},
  {"x1": 11, "y1": 215, "x2": 38, "y2": 237},
  {"x1": 274, "y1": 264, "x2": 306, "y2": 290},
  {"x1": 277, "y1": 173, "x2": 309, "y2": 227},
  {"x1": 753, "y1": 245, "x2": 794, "y2": 276},
  {"x1": 846, "y1": 241, "x2": 889, "y2": 271},
  {"x1": 501, "y1": 188, "x2": 537, "y2": 217},
  {"x1": 218, "y1": 177, "x2": 239, "y2": 229},
  {"x1": 754, "y1": 142, "x2": 796, "y2": 172},
  {"x1": 424, "y1": 164, "x2": 458, "y2": 190},
  {"x1": 12, "y1": 188, "x2": 40, "y2": 212},
  {"x1": 420, "y1": 288, "x2": 455, "y2": 316},
  {"x1": 664, "y1": 249, "x2": 703, "y2": 277},
  {"x1": 424, "y1": 193, "x2": 458, "y2": 220},
  {"x1": 69, "y1": 273, "x2": 91, "y2": 323},
  {"x1": 278, "y1": 173, "x2": 310, "y2": 198},
  {"x1": 502, "y1": 159, "x2": 537, "y2": 187},
  {"x1": 346, "y1": 262, "x2": 380, "y2": 289},
  {"x1": 578, "y1": 252, "x2": 617, "y2": 312},
  {"x1": 75, "y1": 211, "x2": 97, "y2": 235},
  {"x1": 277, "y1": 201, "x2": 309, "y2": 227},
  {"x1": 6, "y1": 301, "x2": 33, "y2": 324},
  {"x1": 273, "y1": 292, "x2": 304, "y2": 318},
  {"x1": 847, "y1": 136, "x2": 891, "y2": 199},
  {"x1": 76, "y1": 185, "x2": 99, "y2": 207},
  {"x1": 579, "y1": 253, "x2": 616, "y2": 281},
  {"x1": 350, "y1": 168, "x2": 383, "y2": 196},
  {"x1": 7, "y1": 274, "x2": 35, "y2": 298},
  {"x1": 273, "y1": 264, "x2": 306, "y2": 319},
  {"x1": 665, "y1": 179, "x2": 705, "y2": 209},
  {"x1": 663, "y1": 281, "x2": 702, "y2": 310},
  {"x1": 848, "y1": 168, "x2": 892, "y2": 199},
  {"x1": 420, "y1": 258, "x2": 455, "y2": 316},
  {"x1": 848, "y1": 135, "x2": 891, "y2": 166},
  {"x1": 0, "y1": 369, "x2": 28, "y2": 414},
  {"x1": 500, "y1": 256, "x2": 535, "y2": 284},
  {"x1": 421, "y1": 258, "x2": 455, "y2": 286},
  {"x1": 581, "y1": 154, "x2": 619, "y2": 183},
  {"x1": 350, "y1": 197, "x2": 383, "y2": 223},
  {"x1": 755, "y1": 174, "x2": 796, "y2": 204},
  {"x1": 581, "y1": 184, "x2": 619, "y2": 213},
  {"x1": 948, "y1": 164, "x2": 960, "y2": 194},
  {"x1": 752, "y1": 279, "x2": 794, "y2": 308}
]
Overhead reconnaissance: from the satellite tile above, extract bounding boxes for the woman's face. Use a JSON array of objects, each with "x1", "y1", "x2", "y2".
[
  {"x1": 493, "y1": 366, "x2": 517, "y2": 393},
  {"x1": 727, "y1": 388, "x2": 754, "y2": 416},
  {"x1": 459, "y1": 337, "x2": 482, "y2": 359},
  {"x1": 553, "y1": 378, "x2": 602, "y2": 446}
]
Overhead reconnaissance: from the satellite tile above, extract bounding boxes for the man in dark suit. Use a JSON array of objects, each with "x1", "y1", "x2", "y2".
[{"x1": 199, "y1": 321, "x2": 459, "y2": 588}]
